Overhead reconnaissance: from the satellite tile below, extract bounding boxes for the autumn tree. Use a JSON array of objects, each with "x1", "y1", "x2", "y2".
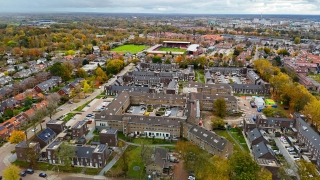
[
  {"x1": 303, "y1": 99, "x2": 320, "y2": 129},
  {"x1": 297, "y1": 159, "x2": 320, "y2": 180},
  {"x1": 82, "y1": 80, "x2": 91, "y2": 94},
  {"x1": 211, "y1": 117, "x2": 225, "y2": 129},
  {"x1": 230, "y1": 151, "x2": 260, "y2": 180},
  {"x1": 294, "y1": 37, "x2": 301, "y2": 44},
  {"x1": 152, "y1": 55, "x2": 162, "y2": 63},
  {"x1": 95, "y1": 67, "x2": 108, "y2": 83},
  {"x1": 50, "y1": 62, "x2": 71, "y2": 81},
  {"x1": 55, "y1": 142, "x2": 76, "y2": 168},
  {"x1": 75, "y1": 68, "x2": 88, "y2": 78},
  {"x1": 213, "y1": 98, "x2": 227, "y2": 118},
  {"x1": 63, "y1": 61, "x2": 75, "y2": 73},
  {"x1": 3, "y1": 165, "x2": 20, "y2": 180},
  {"x1": 9, "y1": 130, "x2": 26, "y2": 144},
  {"x1": 269, "y1": 72, "x2": 291, "y2": 95},
  {"x1": 256, "y1": 168, "x2": 273, "y2": 180},
  {"x1": 105, "y1": 59, "x2": 125, "y2": 75}
]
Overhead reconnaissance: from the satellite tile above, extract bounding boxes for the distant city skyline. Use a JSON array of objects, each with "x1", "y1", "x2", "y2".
[{"x1": 1, "y1": 0, "x2": 320, "y2": 15}]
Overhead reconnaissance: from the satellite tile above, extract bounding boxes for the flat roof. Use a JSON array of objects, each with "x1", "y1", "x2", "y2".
[
  {"x1": 163, "y1": 41, "x2": 190, "y2": 44},
  {"x1": 187, "y1": 44, "x2": 200, "y2": 52},
  {"x1": 256, "y1": 158, "x2": 279, "y2": 167}
]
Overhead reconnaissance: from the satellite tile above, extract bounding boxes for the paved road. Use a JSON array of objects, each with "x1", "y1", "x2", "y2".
[{"x1": 0, "y1": 143, "x2": 15, "y2": 175}]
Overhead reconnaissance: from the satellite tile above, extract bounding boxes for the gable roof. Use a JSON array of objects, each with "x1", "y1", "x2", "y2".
[
  {"x1": 153, "y1": 148, "x2": 169, "y2": 168},
  {"x1": 248, "y1": 128, "x2": 263, "y2": 143},
  {"x1": 252, "y1": 141, "x2": 275, "y2": 159}
]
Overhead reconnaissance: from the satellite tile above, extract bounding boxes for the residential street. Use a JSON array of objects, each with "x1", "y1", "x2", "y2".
[{"x1": 0, "y1": 63, "x2": 134, "y2": 176}]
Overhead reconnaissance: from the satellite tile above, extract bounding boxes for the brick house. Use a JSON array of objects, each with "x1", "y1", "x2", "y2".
[
  {"x1": 252, "y1": 141, "x2": 276, "y2": 160},
  {"x1": 46, "y1": 120, "x2": 66, "y2": 134},
  {"x1": 256, "y1": 114, "x2": 293, "y2": 132},
  {"x1": 247, "y1": 128, "x2": 269, "y2": 146},
  {"x1": 99, "y1": 129, "x2": 118, "y2": 146},
  {"x1": 15, "y1": 141, "x2": 41, "y2": 161},
  {"x1": 71, "y1": 120, "x2": 88, "y2": 139},
  {"x1": 33, "y1": 128, "x2": 56, "y2": 148}
]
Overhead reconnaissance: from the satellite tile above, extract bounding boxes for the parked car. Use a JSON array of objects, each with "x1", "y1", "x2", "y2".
[
  {"x1": 20, "y1": 171, "x2": 26, "y2": 177},
  {"x1": 294, "y1": 157, "x2": 300, "y2": 161},
  {"x1": 39, "y1": 173, "x2": 47, "y2": 178},
  {"x1": 25, "y1": 169, "x2": 34, "y2": 174},
  {"x1": 289, "y1": 151, "x2": 297, "y2": 155},
  {"x1": 86, "y1": 114, "x2": 93, "y2": 117},
  {"x1": 58, "y1": 108, "x2": 63, "y2": 111},
  {"x1": 31, "y1": 128, "x2": 38, "y2": 132}
]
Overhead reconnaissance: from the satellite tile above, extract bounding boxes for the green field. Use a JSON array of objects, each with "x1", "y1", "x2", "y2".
[
  {"x1": 111, "y1": 45, "x2": 147, "y2": 54},
  {"x1": 158, "y1": 47, "x2": 186, "y2": 52}
]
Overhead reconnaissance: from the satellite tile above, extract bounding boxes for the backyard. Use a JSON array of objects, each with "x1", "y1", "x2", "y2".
[
  {"x1": 195, "y1": 69, "x2": 205, "y2": 83},
  {"x1": 111, "y1": 45, "x2": 147, "y2": 54},
  {"x1": 214, "y1": 130, "x2": 248, "y2": 153},
  {"x1": 229, "y1": 128, "x2": 250, "y2": 152},
  {"x1": 158, "y1": 47, "x2": 186, "y2": 53}
]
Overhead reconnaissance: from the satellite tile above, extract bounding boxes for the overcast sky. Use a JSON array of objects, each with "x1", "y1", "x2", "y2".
[{"x1": 0, "y1": 0, "x2": 320, "y2": 14}]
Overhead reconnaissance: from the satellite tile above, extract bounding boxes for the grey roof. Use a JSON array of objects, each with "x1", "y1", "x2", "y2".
[
  {"x1": 0, "y1": 98, "x2": 18, "y2": 111},
  {"x1": 127, "y1": 115, "x2": 181, "y2": 126},
  {"x1": 36, "y1": 78, "x2": 58, "y2": 91},
  {"x1": 295, "y1": 113, "x2": 320, "y2": 151},
  {"x1": 109, "y1": 85, "x2": 150, "y2": 93},
  {"x1": 37, "y1": 128, "x2": 56, "y2": 143},
  {"x1": 248, "y1": 128, "x2": 263, "y2": 143},
  {"x1": 76, "y1": 146, "x2": 95, "y2": 158},
  {"x1": 167, "y1": 80, "x2": 178, "y2": 89},
  {"x1": 153, "y1": 148, "x2": 169, "y2": 168},
  {"x1": 189, "y1": 125, "x2": 228, "y2": 151},
  {"x1": 231, "y1": 84, "x2": 265, "y2": 90},
  {"x1": 267, "y1": 117, "x2": 292, "y2": 126},
  {"x1": 60, "y1": 86, "x2": 71, "y2": 94},
  {"x1": 102, "y1": 129, "x2": 117, "y2": 134},
  {"x1": 252, "y1": 141, "x2": 275, "y2": 159},
  {"x1": 47, "y1": 120, "x2": 64, "y2": 124},
  {"x1": 16, "y1": 141, "x2": 29, "y2": 148},
  {"x1": 95, "y1": 144, "x2": 108, "y2": 153},
  {"x1": 72, "y1": 120, "x2": 86, "y2": 129},
  {"x1": 0, "y1": 126, "x2": 5, "y2": 131}
]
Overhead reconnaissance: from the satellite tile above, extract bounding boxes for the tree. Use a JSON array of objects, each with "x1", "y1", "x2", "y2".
[
  {"x1": 9, "y1": 130, "x2": 26, "y2": 144},
  {"x1": 152, "y1": 56, "x2": 162, "y2": 63},
  {"x1": 55, "y1": 142, "x2": 76, "y2": 167},
  {"x1": 303, "y1": 99, "x2": 320, "y2": 129},
  {"x1": 50, "y1": 62, "x2": 71, "y2": 82},
  {"x1": 82, "y1": 59, "x2": 89, "y2": 66},
  {"x1": 82, "y1": 80, "x2": 91, "y2": 94},
  {"x1": 211, "y1": 117, "x2": 225, "y2": 129},
  {"x1": 297, "y1": 159, "x2": 320, "y2": 180},
  {"x1": 230, "y1": 151, "x2": 260, "y2": 180},
  {"x1": 105, "y1": 59, "x2": 125, "y2": 75},
  {"x1": 257, "y1": 168, "x2": 272, "y2": 180},
  {"x1": 63, "y1": 61, "x2": 75, "y2": 73},
  {"x1": 213, "y1": 98, "x2": 227, "y2": 118},
  {"x1": 25, "y1": 147, "x2": 39, "y2": 167},
  {"x1": 95, "y1": 67, "x2": 108, "y2": 82},
  {"x1": 3, "y1": 108, "x2": 13, "y2": 118},
  {"x1": 75, "y1": 68, "x2": 88, "y2": 78},
  {"x1": 294, "y1": 37, "x2": 301, "y2": 44},
  {"x1": 46, "y1": 93, "x2": 60, "y2": 119},
  {"x1": 3, "y1": 165, "x2": 20, "y2": 180}
]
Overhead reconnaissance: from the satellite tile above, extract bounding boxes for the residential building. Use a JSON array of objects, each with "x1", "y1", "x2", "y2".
[
  {"x1": 15, "y1": 141, "x2": 41, "y2": 161},
  {"x1": 247, "y1": 128, "x2": 269, "y2": 146},
  {"x1": 33, "y1": 128, "x2": 56, "y2": 148},
  {"x1": 71, "y1": 120, "x2": 88, "y2": 139},
  {"x1": 146, "y1": 148, "x2": 170, "y2": 175},
  {"x1": 46, "y1": 120, "x2": 66, "y2": 134},
  {"x1": 243, "y1": 118, "x2": 257, "y2": 133},
  {"x1": 187, "y1": 125, "x2": 233, "y2": 157},
  {"x1": 34, "y1": 77, "x2": 60, "y2": 93},
  {"x1": 252, "y1": 141, "x2": 276, "y2": 160},
  {"x1": 99, "y1": 129, "x2": 118, "y2": 146},
  {"x1": 256, "y1": 114, "x2": 293, "y2": 132},
  {"x1": 294, "y1": 113, "x2": 320, "y2": 166}
]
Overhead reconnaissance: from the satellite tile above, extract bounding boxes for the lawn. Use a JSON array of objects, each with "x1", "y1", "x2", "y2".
[
  {"x1": 158, "y1": 47, "x2": 186, "y2": 53},
  {"x1": 214, "y1": 130, "x2": 243, "y2": 152},
  {"x1": 309, "y1": 74, "x2": 320, "y2": 83},
  {"x1": 111, "y1": 45, "x2": 147, "y2": 54},
  {"x1": 229, "y1": 128, "x2": 250, "y2": 152},
  {"x1": 62, "y1": 113, "x2": 76, "y2": 122},
  {"x1": 132, "y1": 137, "x2": 176, "y2": 145},
  {"x1": 12, "y1": 160, "x2": 82, "y2": 173},
  {"x1": 106, "y1": 145, "x2": 146, "y2": 179},
  {"x1": 74, "y1": 99, "x2": 94, "y2": 111},
  {"x1": 195, "y1": 69, "x2": 205, "y2": 83}
]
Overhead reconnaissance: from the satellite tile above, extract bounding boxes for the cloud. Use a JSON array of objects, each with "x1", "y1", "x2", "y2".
[{"x1": 0, "y1": 0, "x2": 319, "y2": 14}]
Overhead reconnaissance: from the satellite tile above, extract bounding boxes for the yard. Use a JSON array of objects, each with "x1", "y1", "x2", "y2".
[
  {"x1": 229, "y1": 128, "x2": 250, "y2": 152},
  {"x1": 158, "y1": 47, "x2": 186, "y2": 53},
  {"x1": 105, "y1": 145, "x2": 146, "y2": 179},
  {"x1": 309, "y1": 74, "x2": 320, "y2": 83},
  {"x1": 111, "y1": 45, "x2": 147, "y2": 54},
  {"x1": 74, "y1": 99, "x2": 94, "y2": 111},
  {"x1": 195, "y1": 69, "x2": 205, "y2": 83},
  {"x1": 214, "y1": 130, "x2": 246, "y2": 153}
]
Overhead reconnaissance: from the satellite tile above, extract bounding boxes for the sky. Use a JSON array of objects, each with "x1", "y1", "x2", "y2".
[{"x1": 0, "y1": 0, "x2": 320, "y2": 14}]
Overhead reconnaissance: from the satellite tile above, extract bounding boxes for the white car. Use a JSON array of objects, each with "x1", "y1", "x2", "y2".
[{"x1": 31, "y1": 128, "x2": 38, "y2": 132}]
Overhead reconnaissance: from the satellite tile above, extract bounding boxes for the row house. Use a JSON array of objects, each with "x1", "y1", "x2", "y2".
[
  {"x1": 252, "y1": 141, "x2": 276, "y2": 160},
  {"x1": 187, "y1": 125, "x2": 233, "y2": 157},
  {"x1": 186, "y1": 82, "x2": 232, "y2": 95},
  {"x1": 0, "y1": 116, "x2": 22, "y2": 140},
  {"x1": 34, "y1": 76, "x2": 61, "y2": 93},
  {"x1": 139, "y1": 62, "x2": 179, "y2": 71},
  {"x1": 99, "y1": 129, "x2": 118, "y2": 147},
  {"x1": 204, "y1": 67, "x2": 248, "y2": 76},
  {"x1": 45, "y1": 141, "x2": 109, "y2": 168},
  {"x1": 297, "y1": 73, "x2": 320, "y2": 92},
  {"x1": 231, "y1": 84, "x2": 270, "y2": 95},
  {"x1": 46, "y1": 120, "x2": 66, "y2": 134},
  {"x1": 294, "y1": 113, "x2": 320, "y2": 166},
  {"x1": 243, "y1": 117, "x2": 257, "y2": 132},
  {"x1": 105, "y1": 85, "x2": 151, "y2": 96},
  {"x1": 190, "y1": 93, "x2": 238, "y2": 112},
  {"x1": 33, "y1": 128, "x2": 56, "y2": 148},
  {"x1": 13, "y1": 69, "x2": 33, "y2": 78},
  {"x1": 247, "y1": 128, "x2": 269, "y2": 147},
  {"x1": 256, "y1": 114, "x2": 293, "y2": 132},
  {"x1": 58, "y1": 78, "x2": 84, "y2": 96}
]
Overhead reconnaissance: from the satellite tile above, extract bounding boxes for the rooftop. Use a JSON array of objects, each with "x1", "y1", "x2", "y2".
[
  {"x1": 101, "y1": 129, "x2": 117, "y2": 134},
  {"x1": 47, "y1": 140, "x2": 62, "y2": 149},
  {"x1": 72, "y1": 120, "x2": 86, "y2": 129},
  {"x1": 47, "y1": 120, "x2": 64, "y2": 125}
]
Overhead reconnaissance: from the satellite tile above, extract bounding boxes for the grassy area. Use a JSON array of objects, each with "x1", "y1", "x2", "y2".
[
  {"x1": 111, "y1": 45, "x2": 147, "y2": 54},
  {"x1": 85, "y1": 168, "x2": 102, "y2": 175},
  {"x1": 229, "y1": 128, "x2": 250, "y2": 152},
  {"x1": 158, "y1": 47, "x2": 186, "y2": 52},
  {"x1": 106, "y1": 145, "x2": 146, "y2": 179},
  {"x1": 309, "y1": 74, "x2": 320, "y2": 83},
  {"x1": 62, "y1": 113, "x2": 76, "y2": 122},
  {"x1": 75, "y1": 99, "x2": 94, "y2": 111},
  {"x1": 195, "y1": 69, "x2": 205, "y2": 83},
  {"x1": 214, "y1": 130, "x2": 243, "y2": 152}
]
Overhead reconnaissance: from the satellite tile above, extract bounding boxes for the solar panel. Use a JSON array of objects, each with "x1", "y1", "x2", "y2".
[
  {"x1": 0, "y1": 126, "x2": 5, "y2": 131},
  {"x1": 97, "y1": 144, "x2": 106, "y2": 152},
  {"x1": 38, "y1": 128, "x2": 56, "y2": 143}
]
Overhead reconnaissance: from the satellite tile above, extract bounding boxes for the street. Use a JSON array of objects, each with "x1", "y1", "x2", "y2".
[{"x1": 0, "y1": 63, "x2": 135, "y2": 177}]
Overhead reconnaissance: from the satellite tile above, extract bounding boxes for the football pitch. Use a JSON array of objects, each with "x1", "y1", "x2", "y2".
[
  {"x1": 158, "y1": 47, "x2": 186, "y2": 52},
  {"x1": 111, "y1": 45, "x2": 147, "y2": 54}
]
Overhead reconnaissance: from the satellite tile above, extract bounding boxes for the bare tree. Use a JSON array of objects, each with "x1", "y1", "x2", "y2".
[{"x1": 46, "y1": 93, "x2": 60, "y2": 119}]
